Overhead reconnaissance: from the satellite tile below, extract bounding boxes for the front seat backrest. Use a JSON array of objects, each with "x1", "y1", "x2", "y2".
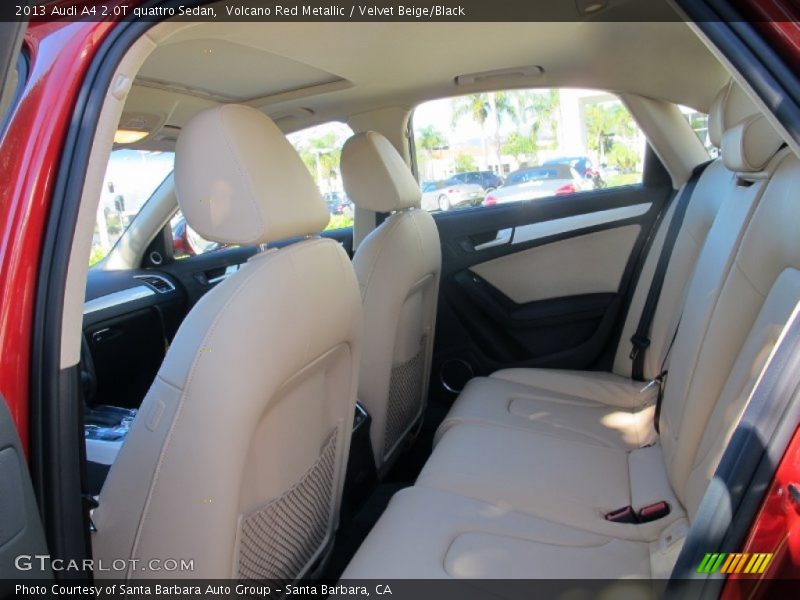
[
  {"x1": 92, "y1": 105, "x2": 362, "y2": 581},
  {"x1": 341, "y1": 131, "x2": 441, "y2": 476}
]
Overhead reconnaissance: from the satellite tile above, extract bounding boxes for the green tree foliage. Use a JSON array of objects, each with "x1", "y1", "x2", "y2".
[
  {"x1": 607, "y1": 143, "x2": 639, "y2": 173},
  {"x1": 501, "y1": 131, "x2": 536, "y2": 164},
  {"x1": 503, "y1": 89, "x2": 561, "y2": 164},
  {"x1": 453, "y1": 153, "x2": 478, "y2": 173},
  {"x1": 512, "y1": 89, "x2": 560, "y2": 141},
  {"x1": 451, "y1": 93, "x2": 492, "y2": 167},
  {"x1": 585, "y1": 103, "x2": 637, "y2": 160},
  {"x1": 295, "y1": 132, "x2": 343, "y2": 191},
  {"x1": 415, "y1": 126, "x2": 448, "y2": 180},
  {"x1": 416, "y1": 125, "x2": 447, "y2": 155}
]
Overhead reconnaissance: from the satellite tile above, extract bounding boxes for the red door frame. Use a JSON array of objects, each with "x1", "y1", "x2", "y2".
[{"x1": 0, "y1": 19, "x2": 117, "y2": 452}]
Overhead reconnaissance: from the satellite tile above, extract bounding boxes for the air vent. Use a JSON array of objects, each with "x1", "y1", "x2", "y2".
[{"x1": 134, "y1": 274, "x2": 175, "y2": 293}]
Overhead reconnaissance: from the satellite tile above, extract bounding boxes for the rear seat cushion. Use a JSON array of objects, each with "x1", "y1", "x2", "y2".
[
  {"x1": 437, "y1": 123, "x2": 780, "y2": 462},
  {"x1": 340, "y1": 486, "x2": 657, "y2": 580},
  {"x1": 419, "y1": 423, "x2": 685, "y2": 542},
  {"x1": 341, "y1": 83, "x2": 795, "y2": 583},
  {"x1": 436, "y1": 369, "x2": 658, "y2": 450}
]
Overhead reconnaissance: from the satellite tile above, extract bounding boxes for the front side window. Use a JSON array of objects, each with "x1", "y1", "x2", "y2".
[
  {"x1": 91, "y1": 150, "x2": 174, "y2": 265},
  {"x1": 413, "y1": 89, "x2": 647, "y2": 211},
  {"x1": 95, "y1": 120, "x2": 360, "y2": 264}
]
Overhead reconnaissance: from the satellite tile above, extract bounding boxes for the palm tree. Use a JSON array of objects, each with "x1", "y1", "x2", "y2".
[
  {"x1": 297, "y1": 132, "x2": 341, "y2": 192},
  {"x1": 451, "y1": 94, "x2": 491, "y2": 169},
  {"x1": 508, "y1": 89, "x2": 561, "y2": 164},
  {"x1": 415, "y1": 126, "x2": 447, "y2": 180},
  {"x1": 585, "y1": 102, "x2": 636, "y2": 163},
  {"x1": 488, "y1": 92, "x2": 516, "y2": 172},
  {"x1": 452, "y1": 92, "x2": 518, "y2": 173}
]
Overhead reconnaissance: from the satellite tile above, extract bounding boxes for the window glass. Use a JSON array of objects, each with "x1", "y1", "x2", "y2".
[
  {"x1": 287, "y1": 121, "x2": 355, "y2": 229},
  {"x1": 170, "y1": 211, "x2": 226, "y2": 259},
  {"x1": 680, "y1": 106, "x2": 715, "y2": 157},
  {"x1": 412, "y1": 89, "x2": 647, "y2": 211},
  {"x1": 91, "y1": 150, "x2": 174, "y2": 265}
]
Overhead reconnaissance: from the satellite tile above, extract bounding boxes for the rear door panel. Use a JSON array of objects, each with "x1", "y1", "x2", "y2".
[{"x1": 430, "y1": 184, "x2": 670, "y2": 396}]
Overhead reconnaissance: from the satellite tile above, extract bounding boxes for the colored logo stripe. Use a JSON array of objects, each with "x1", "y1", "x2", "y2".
[{"x1": 697, "y1": 553, "x2": 773, "y2": 574}]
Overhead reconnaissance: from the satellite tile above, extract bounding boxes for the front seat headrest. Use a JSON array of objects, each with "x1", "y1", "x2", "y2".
[
  {"x1": 341, "y1": 131, "x2": 421, "y2": 213},
  {"x1": 708, "y1": 80, "x2": 760, "y2": 149},
  {"x1": 175, "y1": 104, "x2": 330, "y2": 245}
]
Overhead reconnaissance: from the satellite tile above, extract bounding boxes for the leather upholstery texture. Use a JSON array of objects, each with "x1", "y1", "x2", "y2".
[
  {"x1": 469, "y1": 225, "x2": 640, "y2": 304},
  {"x1": 175, "y1": 104, "x2": 330, "y2": 245},
  {"x1": 94, "y1": 107, "x2": 362, "y2": 580},
  {"x1": 343, "y1": 131, "x2": 442, "y2": 475},
  {"x1": 341, "y1": 131, "x2": 422, "y2": 213},
  {"x1": 341, "y1": 82, "x2": 797, "y2": 580}
]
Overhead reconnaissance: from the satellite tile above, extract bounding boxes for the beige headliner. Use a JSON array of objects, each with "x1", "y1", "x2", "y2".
[{"x1": 123, "y1": 15, "x2": 728, "y2": 147}]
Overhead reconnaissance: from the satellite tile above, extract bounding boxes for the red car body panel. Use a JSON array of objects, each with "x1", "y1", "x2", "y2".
[
  {"x1": 0, "y1": 19, "x2": 115, "y2": 452},
  {"x1": 722, "y1": 425, "x2": 800, "y2": 596}
]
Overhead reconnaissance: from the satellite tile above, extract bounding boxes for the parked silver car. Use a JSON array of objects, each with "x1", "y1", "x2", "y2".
[
  {"x1": 483, "y1": 164, "x2": 589, "y2": 206},
  {"x1": 421, "y1": 179, "x2": 485, "y2": 211}
]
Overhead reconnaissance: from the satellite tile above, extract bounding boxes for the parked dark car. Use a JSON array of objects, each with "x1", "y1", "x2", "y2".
[{"x1": 446, "y1": 170, "x2": 504, "y2": 192}]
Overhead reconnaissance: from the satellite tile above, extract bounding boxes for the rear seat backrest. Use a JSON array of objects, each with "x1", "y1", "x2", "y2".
[
  {"x1": 659, "y1": 115, "x2": 789, "y2": 518},
  {"x1": 613, "y1": 81, "x2": 763, "y2": 381},
  {"x1": 682, "y1": 152, "x2": 799, "y2": 518}
]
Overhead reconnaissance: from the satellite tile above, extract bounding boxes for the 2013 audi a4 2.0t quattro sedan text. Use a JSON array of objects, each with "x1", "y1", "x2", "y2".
[{"x1": 1, "y1": 1, "x2": 800, "y2": 598}]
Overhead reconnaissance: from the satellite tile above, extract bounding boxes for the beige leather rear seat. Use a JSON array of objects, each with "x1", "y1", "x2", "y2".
[
  {"x1": 342, "y1": 89, "x2": 797, "y2": 579},
  {"x1": 435, "y1": 81, "x2": 773, "y2": 449}
]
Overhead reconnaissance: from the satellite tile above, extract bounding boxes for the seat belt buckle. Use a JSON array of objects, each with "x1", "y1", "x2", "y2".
[
  {"x1": 82, "y1": 494, "x2": 99, "y2": 533},
  {"x1": 629, "y1": 335, "x2": 651, "y2": 360},
  {"x1": 640, "y1": 370, "x2": 668, "y2": 396},
  {"x1": 605, "y1": 505, "x2": 639, "y2": 524},
  {"x1": 606, "y1": 501, "x2": 671, "y2": 524},
  {"x1": 640, "y1": 378, "x2": 661, "y2": 395},
  {"x1": 639, "y1": 500, "x2": 671, "y2": 523}
]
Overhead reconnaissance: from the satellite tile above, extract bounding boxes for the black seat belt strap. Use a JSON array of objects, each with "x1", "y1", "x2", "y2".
[
  {"x1": 630, "y1": 160, "x2": 712, "y2": 381},
  {"x1": 651, "y1": 316, "x2": 681, "y2": 434}
]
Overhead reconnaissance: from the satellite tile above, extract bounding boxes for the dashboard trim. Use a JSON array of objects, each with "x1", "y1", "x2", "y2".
[{"x1": 83, "y1": 285, "x2": 155, "y2": 315}]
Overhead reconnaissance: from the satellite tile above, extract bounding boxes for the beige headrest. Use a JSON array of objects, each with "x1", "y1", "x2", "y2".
[
  {"x1": 341, "y1": 131, "x2": 421, "y2": 212},
  {"x1": 722, "y1": 114, "x2": 784, "y2": 173},
  {"x1": 708, "y1": 80, "x2": 759, "y2": 148},
  {"x1": 175, "y1": 105, "x2": 329, "y2": 245}
]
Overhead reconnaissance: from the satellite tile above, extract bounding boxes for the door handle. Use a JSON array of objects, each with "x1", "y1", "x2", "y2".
[
  {"x1": 473, "y1": 228, "x2": 513, "y2": 251},
  {"x1": 206, "y1": 264, "x2": 239, "y2": 285}
]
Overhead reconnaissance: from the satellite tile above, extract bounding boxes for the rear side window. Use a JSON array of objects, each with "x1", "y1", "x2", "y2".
[
  {"x1": 680, "y1": 106, "x2": 714, "y2": 157},
  {"x1": 412, "y1": 88, "x2": 647, "y2": 211}
]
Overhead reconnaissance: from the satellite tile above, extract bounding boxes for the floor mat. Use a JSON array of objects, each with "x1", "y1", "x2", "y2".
[
  {"x1": 324, "y1": 394, "x2": 453, "y2": 578},
  {"x1": 323, "y1": 482, "x2": 409, "y2": 579}
]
